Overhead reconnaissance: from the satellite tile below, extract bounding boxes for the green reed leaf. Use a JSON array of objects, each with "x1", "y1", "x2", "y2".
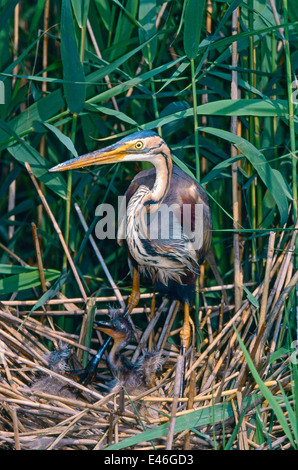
[
  {"x1": 183, "y1": 0, "x2": 206, "y2": 59},
  {"x1": 61, "y1": 0, "x2": 86, "y2": 113}
]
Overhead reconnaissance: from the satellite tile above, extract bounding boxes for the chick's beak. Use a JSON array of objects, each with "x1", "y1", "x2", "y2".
[
  {"x1": 49, "y1": 142, "x2": 130, "y2": 172},
  {"x1": 94, "y1": 320, "x2": 126, "y2": 341},
  {"x1": 94, "y1": 320, "x2": 115, "y2": 333}
]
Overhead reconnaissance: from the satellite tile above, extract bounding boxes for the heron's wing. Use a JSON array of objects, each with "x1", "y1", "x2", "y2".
[
  {"x1": 163, "y1": 167, "x2": 212, "y2": 264},
  {"x1": 179, "y1": 183, "x2": 212, "y2": 264}
]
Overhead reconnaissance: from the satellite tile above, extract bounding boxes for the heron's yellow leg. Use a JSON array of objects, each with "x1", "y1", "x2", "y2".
[
  {"x1": 178, "y1": 301, "x2": 191, "y2": 397},
  {"x1": 125, "y1": 266, "x2": 140, "y2": 315},
  {"x1": 180, "y1": 301, "x2": 191, "y2": 353}
]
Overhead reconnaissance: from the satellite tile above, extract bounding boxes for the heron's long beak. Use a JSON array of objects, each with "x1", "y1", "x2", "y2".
[{"x1": 49, "y1": 142, "x2": 131, "y2": 172}]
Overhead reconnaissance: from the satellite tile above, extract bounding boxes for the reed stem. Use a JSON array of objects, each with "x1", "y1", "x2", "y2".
[
  {"x1": 190, "y1": 58, "x2": 200, "y2": 182},
  {"x1": 283, "y1": 0, "x2": 298, "y2": 343},
  {"x1": 231, "y1": 7, "x2": 242, "y2": 314},
  {"x1": 62, "y1": 115, "x2": 77, "y2": 276},
  {"x1": 283, "y1": 0, "x2": 297, "y2": 223},
  {"x1": 248, "y1": 0, "x2": 257, "y2": 282},
  {"x1": 190, "y1": 56, "x2": 201, "y2": 341}
]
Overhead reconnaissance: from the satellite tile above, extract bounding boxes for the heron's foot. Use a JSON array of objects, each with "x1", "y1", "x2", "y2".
[
  {"x1": 125, "y1": 292, "x2": 140, "y2": 316},
  {"x1": 125, "y1": 266, "x2": 140, "y2": 316},
  {"x1": 179, "y1": 302, "x2": 191, "y2": 353},
  {"x1": 70, "y1": 348, "x2": 107, "y2": 386},
  {"x1": 68, "y1": 368, "x2": 89, "y2": 384},
  {"x1": 180, "y1": 327, "x2": 191, "y2": 354}
]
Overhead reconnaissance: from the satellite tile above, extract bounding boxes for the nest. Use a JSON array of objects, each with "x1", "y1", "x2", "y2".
[{"x1": 0, "y1": 224, "x2": 297, "y2": 450}]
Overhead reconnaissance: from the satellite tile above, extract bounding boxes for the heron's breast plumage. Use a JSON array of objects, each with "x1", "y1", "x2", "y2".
[{"x1": 125, "y1": 184, "x2": 199, "y2": 285}]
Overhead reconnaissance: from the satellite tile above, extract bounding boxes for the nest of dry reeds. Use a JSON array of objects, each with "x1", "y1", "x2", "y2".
[{"x1": 0, "y1": 221, "x2": 297, "y2": 450}]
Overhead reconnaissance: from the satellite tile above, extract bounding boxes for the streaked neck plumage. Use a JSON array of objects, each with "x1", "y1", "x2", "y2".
[{"x1": 141, "y1": 148, "x2": 173, "y2": 210}]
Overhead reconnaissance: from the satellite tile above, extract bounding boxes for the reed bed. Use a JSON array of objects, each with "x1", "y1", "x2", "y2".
[{"x1": 0, "y1": 221, "x2": 297, "y2": 450}]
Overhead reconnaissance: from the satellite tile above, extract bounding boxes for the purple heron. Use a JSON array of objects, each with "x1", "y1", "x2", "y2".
[{"x1": 50, "y1": 130, "x2": 212, "y2": 385}]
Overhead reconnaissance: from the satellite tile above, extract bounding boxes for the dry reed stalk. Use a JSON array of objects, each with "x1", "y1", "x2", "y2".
[
  {"x1": 37, "y1": 0, "x2": 51, "y2": 231},
  {"x1": 0, "y1": 282, "x2": 256, "y2": 308},
  {"x1": 131, "y1": 299, "x2": 168, "y2": 362},
  {"x1": 213, "y1": 349, "x2": 232, "y2": 406},
  {"x1": 0, "y1": 243, "x2": 27, "y2": 267},
  {"x1": 19, "y1": 309, "x2": 85, "y2": 316},
  {"x1": 235, "y1": 320, "x2": 267, "y2": 390},
  {"x1": 86, "y1": 19, "x2": 125, "y2": 133},
  {"x1": 0, "y1": 224, "x2": 295, "y2": 449},
  {"x1": 0, "y1": 242, "x2": 80, "y2": 313},
  {"x1": 218, "y1": 295, "x2": 225, "y2": 333},
  {"x1": 187, "y1": 231, "x2": 291, "y2": 383},
  {"x1": 28, "y1": 391, "x2": 113, "y2": 414},
  {"x1": 165, "y1": 354, "x2": 184, "y2": 450},
  {"x1": 13, "y1": 308, "x2": 153, "y2": 318},
  {"x1": 42, "y1": 0, "x2": 50, "y2": 94},
  {"x1": 4, "y1": 355, "x2": 103, "y2": 400},
  {"x1": 0, "y1": 319, "x2": 49, "y2": 363},
  {"x1": 77, "y1": 298, "x2": 95, "y2": 362},
  {"x1": 10, "y1": 407, "x2": 21, "y2": 450},
  {"x1": 31, "y1": 222, "x2": 57, "y2": 328},
  {"x1": 156, "y1": 300, "x2": 179, "y2": 350},
  {"x1": 145, "y1": 380, "x2": 288, "y2": 425},
  {"x1": 46, "y1": 408, "x2": 93, "y2": 450},
  {"x1": 257, "y1": 232, "x2": 276, "y2": 341},
  {"x1": 270, "y1": 221, "x2": 297, "y2": 311},
  {"x1": 93, "y1": 428, "x2": 110, "y2": 450},
  {"x1": 250, "y1": 232, "x2": 297, "y2": 359},
  {"x1": 262, "y1": 268, "x2": 298, "y2": 353},
  {"x1": 31, "y1": 223, "x2": 47, "y2": 294},
  {"x1": 205, "y1": 307, "x2": 214, "y2": 344},
  {"x1": 270, "y1": 305, "x2": 286, "y2": 355},
  {"x1": 125, "y1": 3, "x2": 168, "y2": 99},
  {"x1": 8, "y1": 3, "x2": 20, "y2": 241},
  {"x1": 0, "y1": 327, "x2": 47, "y2": 370},
  {"x1": 269, "y1": 0, "x2": 286, "y2": 48},
  {"x1": 0, "y1": 399, "x2": 78, "y2": 416},
  {"x1": 198, "y1": 305, "x2": 212, "y2": 332},
  {"x1": 0, "y1": 309, "x2": 96, "y2": 357},
  {"x1": 74, "y1": 203, "x2": 126, "y2": 310},
  {"x1": 8, "y1": 163, "x2": 16, "y2": 241},
  {"x1": 200, "y1": 307, "x2": 257, "y2": 391},
  {"x1": 12, "y1": 3, "x2": 20, "y2": 87},
  {"x1": 25, "y1": 162, "x2": 87, "y2": 302},
  {"x1": 14, "y1": 306, "x2": 234, "y2": 320},
  {"x1": 0, "y1": 293, "x2": 153, "y2": 306},
  {"x1": 231, "y1": 7, "x2": 243, "y2": 314},
  {"x1": 185, "y1": 296, "x2": 252, "y2": 380},
  {"x1": 236, "y1": 391, "x2": 249, "y2": 450},
  {"x1": 182, "y1": 370, "x2": 196, "y2": 449},
  {"x1": 206, "y1": 251, "x2": 229, "y2": 305},
  {"x1": 200, "y1": 0, "x2": 213, "y2": 176},
  {"x1": 201, "y1": 341, "x2": 232, "y2": 393}
]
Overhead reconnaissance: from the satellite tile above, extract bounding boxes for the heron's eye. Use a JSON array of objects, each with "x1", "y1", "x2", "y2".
[{"x1": 135, "y1": 141, "x2": 143, "y2": 150}]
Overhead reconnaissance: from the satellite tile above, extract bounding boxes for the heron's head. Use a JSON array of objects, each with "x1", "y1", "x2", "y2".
[
  {"x1": 49, "y1": 130, "x2": 168, "y2": 172},
  {"x1": 93, "y1": 311, "x2": 133, "y2": 344}
]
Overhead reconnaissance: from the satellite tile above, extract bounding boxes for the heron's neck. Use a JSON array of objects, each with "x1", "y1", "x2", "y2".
[
  {"x1": 108, "y1": 340, "x2": 128, "y2": 376},
  {"x1": 143, "y1": 151, "x2": 172, "y2": 209}
]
